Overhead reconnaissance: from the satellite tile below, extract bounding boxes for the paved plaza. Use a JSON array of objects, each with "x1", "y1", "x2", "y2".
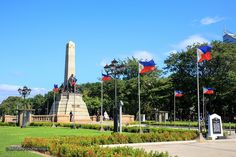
[
  {"x1": 133, "y1": 139, "x2": 236, "y2": 157},
  {"x1": 106, "y1": 134, "x2": 236, "y2": 157}
]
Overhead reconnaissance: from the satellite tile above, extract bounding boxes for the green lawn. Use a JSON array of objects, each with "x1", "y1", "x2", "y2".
[{"x1": 0, "y1": 126, "x2": 111, "y2": 157}]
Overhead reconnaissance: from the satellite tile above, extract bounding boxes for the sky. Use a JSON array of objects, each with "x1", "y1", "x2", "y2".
[{"x1": 0, "y1": 0, "x2": 236, "y2": 102}]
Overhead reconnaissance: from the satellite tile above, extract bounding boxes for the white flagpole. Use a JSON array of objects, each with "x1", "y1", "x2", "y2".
[
  {"x1": 197, "y1": 59, "x2": 201, "y2": 132},
  {"x1": 100, "y1": 71, "x2": 104, "y2": 131},
  {"x1": 174, "y1": 91, "x2": 176, "y2": 122},
  {"x1": 138, "y1": 62, "x2": 142, "y2": 133},
  {"x1": 202, "y1": 88, "x2": 205, "y2": 121}
]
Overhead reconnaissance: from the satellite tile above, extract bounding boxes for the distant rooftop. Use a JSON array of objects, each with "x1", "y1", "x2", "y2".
[
  {"x1": 224, "y1": 31, "x2": 236, "y2": 39},
  {"x1": 223, "y1": 31, "x2": 236, "y2": 44}
]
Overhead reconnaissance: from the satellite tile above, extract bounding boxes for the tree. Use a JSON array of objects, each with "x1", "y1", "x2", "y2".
[
  {"x1": 164, "y1": 41, "x2": 236, "y2": 121},
  {"x1": 0, "y1": 96, "x2": 23, "y2": 115},
  {"x1": 80, "y1": 57, "x2": 169, "y2": 120}
]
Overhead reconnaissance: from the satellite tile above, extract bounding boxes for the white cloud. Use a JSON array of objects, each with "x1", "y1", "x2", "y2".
[
  {"x1": 165, "y1": 50, "x2": 178, "y2": 56},
  {"x1": 133, "y1": 51, "x2": 154, "y2": 61},
  {"x1": 0, "y1": 84, "x2": 20, "y2": 92},
  {"x1": 173, "y1": 35, "x2": 209, "y2": 50},
  {"x1": 200, "y1": 16, "x2": 224, "y2": 25},
  {"x1": 98, "y1": 59, "x2": 111, "y2": 67},
  {"x1": 31, "y1": 88, "x2": 48, "y2": 95},
  {"x1": 0, "y1": 84, "x2": 48, "y2": 103}
]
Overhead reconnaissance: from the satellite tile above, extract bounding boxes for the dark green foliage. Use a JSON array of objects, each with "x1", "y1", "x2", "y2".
[{"x1": 164, "y1": 41, "x2": 236, "y2": 121}]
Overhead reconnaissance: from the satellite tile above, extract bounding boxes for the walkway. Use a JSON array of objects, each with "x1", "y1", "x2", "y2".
[
  {"x1": 105, "y1": 134, "x2": 236, "y2": 157},
  {"x1": 132, "y1": 139, "x2": 236, "y2": 157}
]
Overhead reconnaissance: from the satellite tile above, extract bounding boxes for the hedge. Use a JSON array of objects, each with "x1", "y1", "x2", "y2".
[
  {"x1": 0, "y1": 122, "x2": 17, "y2": 126},
  {"x1": 28, "y1": 122, "x2": 200, "y2": 134},
  {"x1": 22, "y1": 131, "x2": 197, "y2": 157},
  {"x1": 143, "y1": 121, "x2": 236, "y2": 129}
]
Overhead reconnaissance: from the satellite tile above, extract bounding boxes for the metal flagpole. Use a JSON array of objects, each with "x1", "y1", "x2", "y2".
[
  {"x1": 73, "y1": 84, "x2": 76, "y2": 129},
  {"x1": 100, "y1": 71, "x2": 104, "y2": 131},
  {"x1": 197, "y1": 60, "x2": 201, "y2": 132},
  {"x1": 174, "y1": 91, "x2": 176, "y2": 122},
  {"x1": 138, "y1": 63, "x2": 142, "y2": 133},
  {"x1": 52, "y1": 92, "x2": 55, "y2": 127},
  {"x1": 202, "y1": 88, "x2": 205, "y2": 121}
]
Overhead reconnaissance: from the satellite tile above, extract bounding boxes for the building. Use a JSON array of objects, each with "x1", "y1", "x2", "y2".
[{"x1": 223, "y1": 31, "x2": 236, "y2": 44}]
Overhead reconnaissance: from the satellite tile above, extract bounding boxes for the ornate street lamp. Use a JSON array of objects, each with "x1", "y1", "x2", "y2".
[
  {"x1": 104, "y1": 59, "x2": 125, "y2": 132},
  {"x1": 18, "y1": 86, "x2": 31, "y2": 101},
  {"x1": 18, "y1": 86, "x2": 31, "y2": 128}
]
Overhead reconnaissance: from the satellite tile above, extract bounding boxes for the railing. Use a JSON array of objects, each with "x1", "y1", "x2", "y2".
[
  {"x1": 3, "y1": 115, "x2": 17, "y2": 123},
  {"x1": 31, "y1": 115, "x2": 53, "y2": 122}
]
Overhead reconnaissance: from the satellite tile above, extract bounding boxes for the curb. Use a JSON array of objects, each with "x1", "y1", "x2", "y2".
[
  {"x1": 102, "y1": 137, "x2": 236, "y2": 148},
  {"x1": 101, "y1": 140, "x2": 196, "y2": 147}
]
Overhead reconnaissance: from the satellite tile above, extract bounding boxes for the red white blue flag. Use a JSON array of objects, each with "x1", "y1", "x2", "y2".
[
  {"x1": 203, "y1": 87, "x2": 214, "y2": 95},
  {"x1": 139, "y1": 59, "x2": 156, "y2": 74},
  {"x1": 197, "y1": 45, "x2": 212, "y2": 62},
  {"x1": 102, "y1": 74, "x2": 111, "y2": 81},
  {"x1": 53, "y1": 84, "x2": 59, "y2": 92},
  {"x1": 174, "y1": 90, "x2": 183, "y2": 97}
]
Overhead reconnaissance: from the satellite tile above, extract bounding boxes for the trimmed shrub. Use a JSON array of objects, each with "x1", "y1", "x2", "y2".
[
  {"x1": 0, "y1": 122, "x2": 17, "y2": 126},
  {"x1": 22, "y1": 129, "x2": 198, "y2": 157}
]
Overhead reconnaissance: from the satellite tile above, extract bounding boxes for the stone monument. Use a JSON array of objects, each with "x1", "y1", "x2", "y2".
[
  {"x1": 50, "y1": 41, "x2": 91, "y2": 123},
  {"x1": 207, "y1": 113, "x2": 223, "y2": 140}
]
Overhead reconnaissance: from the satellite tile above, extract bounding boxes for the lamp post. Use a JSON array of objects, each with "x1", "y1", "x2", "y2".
[
  {"x1": 104, "y1": 59, "x2": 125, "y2": 132},
  {"x1": 119, "y1": 100, "x2": 124, "y2": 133},
  {"x1": 18, "y1": 86, "x2": 31, "y2": 128},
  {"x1": 73, "y1": 83, "x2": 76, "y2": 129}
]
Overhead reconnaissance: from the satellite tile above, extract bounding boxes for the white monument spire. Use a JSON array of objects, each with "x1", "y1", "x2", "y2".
[
  {"x1": 64, "y1": 41, "x2": 76, "y2": 86},
  {"x1": 50, "y1": 41, "x2": 91, "y2": 123}
]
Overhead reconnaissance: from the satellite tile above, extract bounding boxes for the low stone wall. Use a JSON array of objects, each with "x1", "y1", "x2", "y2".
[
  {"x1": 56, "y1": 114, "x2": 70, "y2": 123},
  {"x1": 90, "y1": 115, "x2": 134, "y2": 124},
  {"x1": 31, "y1": 115, "x2": 53, "y2": 122},
  {"x1": 90, "y1": 115, "x2": 98, "y2": 121},
  {"x1": 122, "y1": 115, "x2": 134, "y2": 124},
  {"x1": 3, "y1": 115, "x2": 17, "y2": 123}
]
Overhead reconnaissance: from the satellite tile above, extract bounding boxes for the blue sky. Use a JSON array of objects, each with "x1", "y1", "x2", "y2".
[{"x1": 0, "y1": 0, "x2": 236, "y2": 102}]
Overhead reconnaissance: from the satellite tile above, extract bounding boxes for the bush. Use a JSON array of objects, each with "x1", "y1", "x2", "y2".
[
  {"x1": 22, "y1": 129, "x2": 197, "y2": 157},
  {"x1": 0, "y1": 122, "x2": 17, "y2": 126},
  {"x1": 22, "y1": 131, "x2": 198, "y2": 147},
  {"x1": 23, "y1": 137, "x2": 170, "y2": 157}
]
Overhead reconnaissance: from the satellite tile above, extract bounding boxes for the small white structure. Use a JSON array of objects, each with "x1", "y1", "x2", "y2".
[
  {"x1": 141, "y1": 114, "x2": 145, "y2": 122},
  {"x1": 157, "y1": 111, "x2": 169, "y2": 122},
  {"x1": 104, "y1": 111, "x2": 109, "y2": 120},
  {"x1": 207, "y1": 113, "x2": 223, "y2": 140}
]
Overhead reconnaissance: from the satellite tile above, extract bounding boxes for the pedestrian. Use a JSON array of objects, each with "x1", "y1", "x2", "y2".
[{"x1": 70, "y1": 111, "x2": 73, "y2": 122}]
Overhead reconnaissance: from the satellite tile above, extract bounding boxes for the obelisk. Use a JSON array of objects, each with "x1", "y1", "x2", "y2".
[
  {"x1": 64, "y1": 41, "x2": 76, "y2": 86},
  {"x1": 50, "y1": 41, "x2": 91, "y2": 123}
]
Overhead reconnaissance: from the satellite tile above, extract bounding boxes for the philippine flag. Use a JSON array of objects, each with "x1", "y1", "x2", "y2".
[
  {"x1": 53, "y1": 84, "x2": 59, "y2": 92},
  {"x1": 139, "y1": 59, "x2": 156, "y2": 74},
  {"x1": 203, "y1": 87, "x2": 214, "y2": 95},
  {"x1": 174, "y1": 90, "x2": 183, "y2": 97},
  {"x1": 197, "y1": 45, "x2": 212, "y2": 62},
  {"x1": 102, "y1": 74, "x2": 111, "y2": 81}
]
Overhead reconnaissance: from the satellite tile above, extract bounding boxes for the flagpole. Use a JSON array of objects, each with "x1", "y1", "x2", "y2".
[
  {"x1": 73, "y1": 83, "x2": 76, "y2": 129},
  {"x1": 52, "y1": 91, "x2": 55, "y2": 127},
  {"x1": 202, "y1": 88, "x2": 205, "y2": 121},
  {"x1": 100, "y1": 71, "x2": 104, "y2": 131},
  {"x1": 174, "y1": 91, "x2": 176, "y2": 122},
  {"x1": 197, "y1": 59, "x2": 201, "y2": 132},
  {"x1": 138, "y1": 63, "x2": 142, "y2": 134}
]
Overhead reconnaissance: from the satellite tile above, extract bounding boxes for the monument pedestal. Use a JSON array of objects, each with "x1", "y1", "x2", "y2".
[{"x1": 50, "y1": 93, "x2": 91, "y2": 123}]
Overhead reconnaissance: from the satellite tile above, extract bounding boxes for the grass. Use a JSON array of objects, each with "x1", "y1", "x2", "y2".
[{"x1": 0, "y1": 126, "x2": 111, "y2": 157}]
